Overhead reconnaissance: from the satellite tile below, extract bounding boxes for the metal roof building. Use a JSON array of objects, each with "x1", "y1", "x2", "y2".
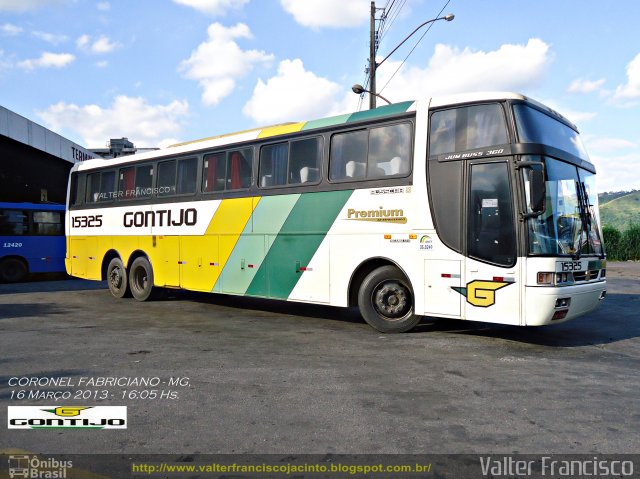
[{"x1": 0, "y1": 105, "x2": 98, "y2": 204}]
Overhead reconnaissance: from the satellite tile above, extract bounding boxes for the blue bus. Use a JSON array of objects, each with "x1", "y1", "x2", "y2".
[{"x1": 0, "y1": 202, "x2": 66, "y2": 282}]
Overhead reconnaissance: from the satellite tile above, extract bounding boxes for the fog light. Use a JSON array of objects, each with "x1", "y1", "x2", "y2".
[
  {"x1": 555, "y1": 298, "x2": 571, "y2": 308},
  {"x1": 599, "y1": 291, "x2": 607, "y2": 300},
  {"x1": 552, "y1": 309, "x2": 569, "y2": 320}
]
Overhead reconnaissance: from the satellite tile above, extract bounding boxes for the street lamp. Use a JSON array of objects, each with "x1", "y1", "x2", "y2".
[
  {"x1": 361, "y1": 2, "x2": 454, "y2": 109},
  {"x1": 352, "y1": 84, "x2": 391, "y2": 105}
]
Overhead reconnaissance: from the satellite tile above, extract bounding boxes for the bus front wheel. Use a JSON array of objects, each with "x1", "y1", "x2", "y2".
[
  {"x1": 357, "y1": 265, "x2": 421, "y2": 333},
  {"x1": 107, "y1": 257, "x2": 130, "y2": 298},
  {"x1": 129, "y1": 257, "x2": 156, "y2": 301},
  {"x1": 0, "y1": 258, "x2": 28, "y2": 283}
]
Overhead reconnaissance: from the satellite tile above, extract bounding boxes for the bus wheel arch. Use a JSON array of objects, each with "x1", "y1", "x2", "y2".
[
  {"x1": 350, "y1": 259, "x2": 420, "y2": 333},
  {"x1": 0, "y1": 256, "x2": 28, "y2": 283}
]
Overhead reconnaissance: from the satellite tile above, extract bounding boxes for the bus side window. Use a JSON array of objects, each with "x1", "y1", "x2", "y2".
[
  {"x1": 330, "y1": 130, "x2": 367, "y2": 181},
  {"x1": 157, "y1": 160, "x2": 177, "y2": 196},
  {"x1": 0, "y1": 209, "x2": 28, "y2": 235},
  {"x1": 289, "y1": 137, "x2": 321, "y2": 184},
  {"x1": 228, "y1": 148, "x2": 252, "y2": 189},
  {"x1": 176, "y1": 158, "x2": 198, "y2": 195},
  {"x1": 33, "y1": 211, "x2": 63, "y2": 236},
  {"x1": 368, "y1": 123, "x2": 411, "y2": 178},
  {"x1": 260, "y1": 143, "x2": 288, "y2": 187},
  {"x1": 203, "y1": 153, "x2": 226, "y2": 192}
]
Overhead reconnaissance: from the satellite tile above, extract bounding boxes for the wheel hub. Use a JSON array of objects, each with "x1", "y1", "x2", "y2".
[
  {"x1": 374, "y1": 282, "x2": 408, "y2": 318},
  {"x1": 110, "y1": 267, "x2": 122, "y2": 288}
]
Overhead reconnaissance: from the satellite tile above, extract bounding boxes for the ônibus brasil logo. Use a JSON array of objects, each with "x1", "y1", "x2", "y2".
[{"x1": 7, "y1": 406, "x2": 127, "y2": 429}]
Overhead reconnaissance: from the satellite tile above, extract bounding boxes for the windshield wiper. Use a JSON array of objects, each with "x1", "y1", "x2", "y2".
[{"x1": 575, "y1": 180, "x2": 595, "y2": 260}]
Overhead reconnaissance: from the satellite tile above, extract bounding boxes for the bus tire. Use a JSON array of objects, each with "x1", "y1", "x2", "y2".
[
  {"x1": 107, "y1": 257, "x2": 130, "y2": 298},
  {"x1": 357, "y1": 265, "x2": 420, "y2": 333},
  {"x1": 129, "y1": 257, "x2": 156, "y2": 301},
  {"x1": 0, "y1": 258, "x2": 28, "y2": 283}
]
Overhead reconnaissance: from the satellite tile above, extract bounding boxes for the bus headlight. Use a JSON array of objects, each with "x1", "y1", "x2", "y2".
[
  {"x1": 537, "y1": 272, "x2": 553, "y2": 285},
  {"x1": 537, "y1": 272, "x2": 574, "y2": 286}
]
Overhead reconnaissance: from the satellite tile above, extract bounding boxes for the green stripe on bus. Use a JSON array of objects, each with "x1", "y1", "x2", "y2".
[
  {"x1": 214, "y1": 195, "x2": 300, "y2": 294},
  {"x1": 346, "y1": 101, "x2": 415, "y2": 123},
  {"x1": 302, "y1": 114, "x2": 351, "y2": 131},
  {"x1": 246, "y1": 190, "x2": 352, "y2": 299}
]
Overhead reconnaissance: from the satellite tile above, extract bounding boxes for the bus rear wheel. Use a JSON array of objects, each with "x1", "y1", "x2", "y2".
[
  {"x1": 0, "y1": 258, "x2": 28, "y2": 283},
  {"x1": 357, "y1": 265, "x2": 421, "y2": 333},
  {"x1": 107, "y1": 257, "x2": 130, "y2": 298},
  {"x1": 129, "y1": 257, "x2": 157, "y2": 301}
]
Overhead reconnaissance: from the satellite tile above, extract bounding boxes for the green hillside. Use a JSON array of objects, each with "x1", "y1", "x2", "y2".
[{"x1": 599, "y1": 191, "x2": 640, "y2": 231}]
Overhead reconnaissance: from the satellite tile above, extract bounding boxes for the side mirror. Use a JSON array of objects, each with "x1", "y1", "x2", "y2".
[{"x1": 529, "y1": 168, "x2": 546, "y2": 213}]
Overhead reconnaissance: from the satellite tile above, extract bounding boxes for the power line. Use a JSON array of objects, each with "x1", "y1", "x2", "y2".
[{"x1": 379, "y1": 0, "x2": 451, "y2": 95}]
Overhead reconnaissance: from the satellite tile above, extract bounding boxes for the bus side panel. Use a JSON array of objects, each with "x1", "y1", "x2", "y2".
[
  {"x1": 246, "y1": 190, "x2": 352, "y2": 300},
  {"x1": 152, "y1": 235, "x2": 180, "y2": 287},
  {"x1": 179, "y1": 234, "x2": 219, "y2": 292},
  {"x1": 223, "y1": 195, "x2": 300, "y2": 297}
]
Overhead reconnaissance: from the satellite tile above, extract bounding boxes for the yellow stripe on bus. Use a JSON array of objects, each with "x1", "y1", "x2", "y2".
[{"x1": 257, "y1": 122, "x2": 305, "y2": 138}]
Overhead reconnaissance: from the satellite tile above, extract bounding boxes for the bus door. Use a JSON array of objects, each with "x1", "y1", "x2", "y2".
[{"x1": 463, "y1": 161, "x2": 522, "y2": 325}]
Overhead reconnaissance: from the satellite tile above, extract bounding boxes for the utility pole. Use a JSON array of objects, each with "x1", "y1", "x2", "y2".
[{"x1": 369, "y1": 1, "x2": 377, "y2": 109}]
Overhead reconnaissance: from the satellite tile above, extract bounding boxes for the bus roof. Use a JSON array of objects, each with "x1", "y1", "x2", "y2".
[
  {"x1": 0, "y1": 202, "x2": 66, "y2": 210},
  {"x1": 71, "y1": 91, "x2": 575, "y2": 172}
]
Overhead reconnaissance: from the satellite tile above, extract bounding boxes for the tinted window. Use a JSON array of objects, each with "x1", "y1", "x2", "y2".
[
  {"x1": 289, "y1": 137, "x2": 322, "y2": 184},
  {"x1": 513, "y1": 104, "x2": 589, "y2": 160},
  {"x1": 260, "y1": 143, "x2": 288, "y2": 187},
  {"x1": 0, "y1": 209, "x2": 28, "y2": 235},
  {"x1": 33, "y1": 211, "x2": 63, "y2": 235},
  {"x1": 468, "y1": 162, "x2": 516, "y2": 266},
  {"x1": 176, "y1": 158, "x2": 197, "y2": 195},
  {"x1": 430, "y1": 104, "x2": 508, "y2": 155},
  {"x1": 330, "y1": 123, "x2": 412, "y2": 182},
  {"x1": 86, "y1": 171, "x2": 116, "y2": 203},
  {"x1": 157, "y1": 158, "x2": 197, "y2": 196},
  {"x1": 117, "y1": 165, "x2": 154, "y2": 200},
  {"x1": 330, "y1": 130, "x2": 368, "y2": 181},
  {"x1": 227, "y1": 148, "x2": 252, "y2": 190},
  {"x1": 428, "y1": 160, "x2": 462, "y2": 252},
  {"x1": 368, "y1": 123, "x2": 411, "y2": 178},
  {"x1": 157, "y1": 160, "x2": 177, "y2": 196},
  {"x1": 203, "y1": 153, "x2": 226, "y2": 192}
]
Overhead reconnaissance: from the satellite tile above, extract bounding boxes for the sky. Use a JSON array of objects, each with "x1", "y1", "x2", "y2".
[{"x1": 1, "y1": 0, "x2": 639, "y2": 192}]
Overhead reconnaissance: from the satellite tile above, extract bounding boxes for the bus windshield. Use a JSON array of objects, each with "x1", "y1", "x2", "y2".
[
  {"x1": 514, "y1": 103, "x2": 590, "y2": 161},
  {"x1": 523, "y1": 157, "x2": 603, "y2": 257}
]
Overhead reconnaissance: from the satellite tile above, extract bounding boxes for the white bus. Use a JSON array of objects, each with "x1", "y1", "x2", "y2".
[{"x1": 66, "y1": 92, "x2": 606, "y2": 333}]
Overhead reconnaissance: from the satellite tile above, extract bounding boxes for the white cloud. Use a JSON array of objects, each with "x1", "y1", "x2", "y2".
[
  {"x1": 584, "y1": 136, "x2": 636, "y2": 152},
  {"x1": 280, "y1": 0, "x2": 368, "y2": 29},
  {"x1": 1, "y1": 23, "x2": 22, "y2": 35},
  {"x1": 76, "y1": 34, "x2": 120, "y2": 54},
  {"x1": 179, "y1": 22, "x2": 273, "y2": 106},
  {"x1": 243, "y1": 59, "x2": 343, "y2": 124},
  {"x1": 583, "y1": 135, "x2": 640, "y2": 192},
  {"x1": 17, "y1": 51, "x2": 75, "y2": 70},
  {"x1": 97, "y1": 1, "x2": 110, "y2": 11},
  {"x1": 567, "y1": 78, "x2": 605, "y2": 94},
  {"x1": 375, "y1": 38, "x2": 552, "y2": 102},
  {"x1": 33, "y1": 30, "x2": 68, "y2": 45},
  {"x1": 589, "y1": 151, "x2": 640, "y2": 192},
  {"x1": 614, "y1": 52, "x2": 640, "y2": 101},
  {"x1": 0, "y1": 0, "x2": 71, "y2": 11},
  {"x1": 173, "y1": 0, "x2": 249, "y2": 16},
  {"x1": 37, "y1": 95, "x2": 189, "y2": 148}
]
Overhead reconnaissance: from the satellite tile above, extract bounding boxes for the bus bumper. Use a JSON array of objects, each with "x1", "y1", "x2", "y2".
[{"x1": 524, "y1": 281, "x2": 607, "y2": 326}]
